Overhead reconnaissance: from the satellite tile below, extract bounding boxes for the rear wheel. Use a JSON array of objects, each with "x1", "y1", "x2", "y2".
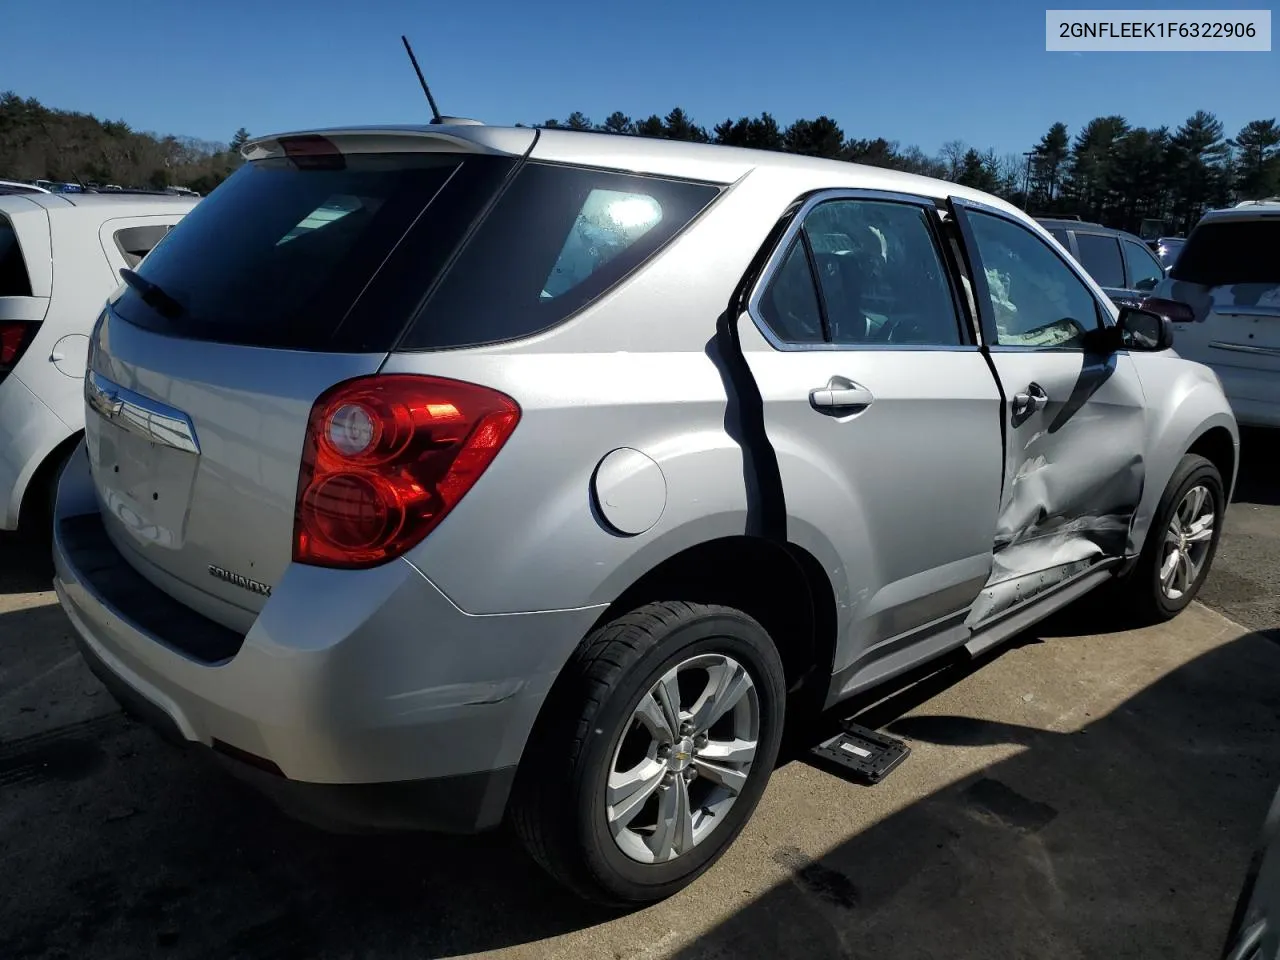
[
  {"x1": 1115, "y1": 453, "x2": 1225, "y2": 623},
  {"x1": 511, "y1": 601, "x2": 786, "y2": 907}
]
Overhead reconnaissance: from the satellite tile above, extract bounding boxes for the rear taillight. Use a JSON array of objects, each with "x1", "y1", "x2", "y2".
[
  {"x1": 293, "y1": 375, "x2": 520, "y2": 569},
  {"x1": 0, "y1": 321, "x2": 37, "y2": 379}
]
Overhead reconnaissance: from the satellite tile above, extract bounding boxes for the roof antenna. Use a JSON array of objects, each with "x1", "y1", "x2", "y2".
[{"x1": 401, "y1": 35, "x2": 444, "y2": 124}]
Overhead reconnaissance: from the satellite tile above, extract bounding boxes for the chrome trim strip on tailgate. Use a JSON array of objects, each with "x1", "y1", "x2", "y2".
[
  {"x1": 85, "y1": 370, "x2": 201, "y2": 455},
  {"x1": 1216, "y1": 306, "x2": 1280, "y2": 319},
  {"x1": 1209, "y1": 341, "x2": 1280, "y2": 358}
]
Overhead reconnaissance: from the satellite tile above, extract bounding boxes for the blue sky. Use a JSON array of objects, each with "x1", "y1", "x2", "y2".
[{"x1": 5, "y1": 0, "x2": 1276, "y2": 157}]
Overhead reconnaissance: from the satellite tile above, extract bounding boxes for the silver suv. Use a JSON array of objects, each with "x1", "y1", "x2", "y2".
[{"x1": 53, "y1": 124, "x2": 1237, "y2": 906}]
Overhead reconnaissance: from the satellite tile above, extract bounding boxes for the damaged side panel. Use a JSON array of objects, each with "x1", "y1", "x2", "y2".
[{"x1": 969, "y1": 350, "x2": 1148, "y2": 625}]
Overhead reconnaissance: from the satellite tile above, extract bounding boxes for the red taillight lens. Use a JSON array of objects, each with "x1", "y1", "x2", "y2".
[
  {"x1": 293, "y1": 375, "x2": 520, "y2": 568},
  {"x1": 0, "y1": 321, "x2": 36, "y2": 376}
]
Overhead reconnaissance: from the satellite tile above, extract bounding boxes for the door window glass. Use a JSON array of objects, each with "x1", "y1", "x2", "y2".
[
  {"x1": 967, "y1": 211, "x2": 1101, "y2": 348},
  {"x1": 802, "y1": 199, "x2": 962, "y2": 346},
  {"x1": 757, "y1": 238, "x2": 825, "y2": 343},
  {"x1": 1122, "y1": 239, "x2": 1164, "y2": 292},
  {"x1": 1073, "y1": 233, "x2": 1126, "y2": 288}
]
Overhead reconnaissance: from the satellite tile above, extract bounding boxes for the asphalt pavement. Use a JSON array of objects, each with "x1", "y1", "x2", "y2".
[{"x1": 0, "y1": 430, "x2": 1276, "y2": 960}]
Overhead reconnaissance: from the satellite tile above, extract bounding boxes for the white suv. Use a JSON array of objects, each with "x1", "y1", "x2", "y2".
[
  {"x1": 1150, "y1": 202, "x2": 1280, "y2": 428},
  {"x1": 0, "y1": 191, "x2": 196, "y2": 535}
]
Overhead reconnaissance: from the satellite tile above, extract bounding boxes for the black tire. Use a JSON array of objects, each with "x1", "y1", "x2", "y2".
[
  {"x1": 1115, "y1": 453, "x2": 1225, "y2": 624},
  {"x1": 510, "y1": 600, "x2": 786, "y2": 907}
]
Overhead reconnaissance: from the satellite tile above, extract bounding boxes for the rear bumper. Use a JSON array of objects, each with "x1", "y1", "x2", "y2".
[
  {"x1": 53, "y1": 443, "x2": 606, "y2": 832},
  {"x1": 70, "y1": 624, "x2": 515, "y2": 833}
]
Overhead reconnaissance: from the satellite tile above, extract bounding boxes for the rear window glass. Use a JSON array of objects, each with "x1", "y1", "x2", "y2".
[
  {"x1": 111, "y1": 151, "x2": 515, "y2": 352},
  {"x1": 1171, "y1": 219, "x2": 1280, "y2": 286},
  {"x1": 401, "y1": 163, "x2": 721, "y2": 350},
  {"x1": 0, "y1": 215, "x2": 32, "y2": 297},
  {"x1": 1073, "y1": 233, "x2": 1125, "y2": 288},
  {"x1": 114, "y1": 224, "x2": 174, "y2": 268}
]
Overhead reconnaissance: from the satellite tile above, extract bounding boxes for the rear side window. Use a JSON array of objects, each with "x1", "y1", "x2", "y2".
[
  {"x1": 1172, "y1": 219, "x2": 1280, "y2": 286},
  {"x1": 401, "y1": 163, "x2": 721, "y2": 350},
  {"x1": 1047, "y1": 228, "x2": 1071, "y2": 248},
  {"x1": 754, "y1": 197, "x2": 963, "y2": 347},
  {"x1": 0, "y1": 215, "x2": 32, "y2": 297},
  {"x1": 112, "y1": 151, "x2": 516, "y2": 351},
  {"x1": 758, "y1": 240, "x2": 825, "y2": 343},
  {"x1": 114, "y1": 224, "x2": 174, "y2": 268},
  {"x1": 1073, "y1": 233, "x2": 1125, "y2": 288},
  {"x1": 803, "y1": 199, "x2": 962, "y2": 346}
]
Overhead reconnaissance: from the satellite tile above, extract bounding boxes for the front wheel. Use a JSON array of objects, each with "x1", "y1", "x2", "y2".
[
  {"x1": 510, "y1": 601, "x2": 786, "y2": 907},
  {"x1": 1116, "y1": 453, "x2": 1225, "y2": 623}
]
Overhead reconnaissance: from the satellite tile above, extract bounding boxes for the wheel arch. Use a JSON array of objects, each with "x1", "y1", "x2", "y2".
[
  {"x1": 585, "y1": 535, "x2": 839, "y2": 716},
  {"x1": 1126, "y1": 358, "x2": 1239, "y2": 556},
  {"x1": 1186, "y1": 424, "x2": 1237, "y2": 502},
  {"x1": 18, "y1": 428, "x2": 84, "y2": 536}
]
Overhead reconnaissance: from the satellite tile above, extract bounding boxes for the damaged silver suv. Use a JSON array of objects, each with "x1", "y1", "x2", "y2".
[{"x1": 53, "y1": 123, "x2": 1237, "y2": 906}]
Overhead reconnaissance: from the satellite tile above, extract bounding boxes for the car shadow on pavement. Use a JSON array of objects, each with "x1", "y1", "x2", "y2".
[
  {"x1": 0, "y1": 615, "x2": 614, "y2": 960},
  {"x1": 2, "y1": 590, "x2": 1275, "y2": 960},
  {"x1": 669, "y1": 627, "x2": 1280, "y2": 960}
]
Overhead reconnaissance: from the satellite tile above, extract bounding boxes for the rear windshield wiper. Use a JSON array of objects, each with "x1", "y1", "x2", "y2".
[{"x1": 119, "y1": 268, "x2": 186, "y2": 320}]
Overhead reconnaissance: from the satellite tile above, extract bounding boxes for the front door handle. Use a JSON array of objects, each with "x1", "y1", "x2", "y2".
[
  {"x1": 810, "y1": 377, "x2": 875, "y2": 413},
  {"x1": 1011, "y1": 382, "x2": 1049, "y2": 418}
]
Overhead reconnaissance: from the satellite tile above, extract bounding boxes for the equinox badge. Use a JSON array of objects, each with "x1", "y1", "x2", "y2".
[{"x1": 207, "y1": 564, "x2": 272, "y2": 597}]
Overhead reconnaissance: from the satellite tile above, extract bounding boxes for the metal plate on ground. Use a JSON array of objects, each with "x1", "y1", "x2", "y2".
[{"x1": 809, "y1": 722, "x2": 910, "y2": 785}]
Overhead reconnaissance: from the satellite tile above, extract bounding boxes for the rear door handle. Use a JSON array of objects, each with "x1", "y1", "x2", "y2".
[
  {"x1": 1011, "y1": 382, "x2": 1049, "y2": 417},
  {"x1": 809, "y1": 377, "x2": 875, "y2": 413}
]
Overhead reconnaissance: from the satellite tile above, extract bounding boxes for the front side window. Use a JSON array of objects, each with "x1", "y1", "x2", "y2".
[
  {"x1": 966, "y1": 211, "x2": 1101, "y2": 348},
  {"x1": 1073, "y1": 233, "x2": 1126, "y2": 288},
  {"x1": 754, "y1": 197, "x2": 963, "y2": 348},
  {"x1": 1123, "y1": 239, "x2": 1164, "y2": 291}
]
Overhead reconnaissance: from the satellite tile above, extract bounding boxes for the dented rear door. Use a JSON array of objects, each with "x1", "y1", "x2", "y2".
[{"x1": 952, "y1": 199, "x2": 1147, "y2": 623}]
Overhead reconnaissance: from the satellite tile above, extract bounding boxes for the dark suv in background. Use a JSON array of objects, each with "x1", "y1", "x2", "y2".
[{"x1": 1038, "y1": 218, "x2": 1168, "y2": 309}]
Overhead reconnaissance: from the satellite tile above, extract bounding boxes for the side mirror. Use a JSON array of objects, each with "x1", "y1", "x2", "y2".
[
  {"x1": 1116, "y1": 302, "x2": 1179, "y2": 352},
  {"x1": 1134, "y1": 276, "x2": 1160, "y2": 293}
]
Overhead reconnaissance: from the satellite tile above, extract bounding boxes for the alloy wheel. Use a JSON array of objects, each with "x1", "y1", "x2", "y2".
[
  {"x1": 1160, "y1": 483, "x2": 1216, "y2": 600},
  {"x1": 605, "y1": 653, "x2": 760, "y2": 864}
]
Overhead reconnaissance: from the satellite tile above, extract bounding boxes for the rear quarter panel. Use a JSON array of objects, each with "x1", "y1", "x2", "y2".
[
  {"x1": 17, "y1": 208, "x2": 125, "y2": 432},
  {"x1": 379, "y1": 166, "x2": 855, "y2": 619}
]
